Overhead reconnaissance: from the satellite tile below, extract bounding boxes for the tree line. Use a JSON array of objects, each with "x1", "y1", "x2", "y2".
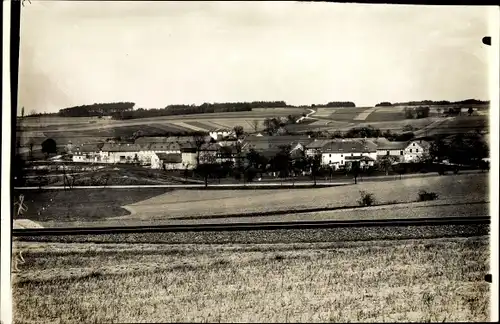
[
  {"x1": 377, "y1": 99, "x2": 489, "y2": 107},
  {"x1": 310, "y1": 102, "x2": 356, "y2": 108},
  {"x1": 111, "y1": 101, "x2": 289, "y2": 120},
  {"x1": 304, "y1": 126, "x2": 416, "y2": 142},
  {"x1": 58, "y1": 102, "x2": 135, "y2": 117},
  {"x1": 404, "y1": 106, "x2": 430, "y2": 119}
]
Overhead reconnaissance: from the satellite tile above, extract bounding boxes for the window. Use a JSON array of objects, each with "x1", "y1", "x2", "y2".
[
  {"x1": 341, "y1": 154, "x2": 343, "y2": 157},
  {"x1": 120, "y1": 156, "x2": 126, "y2": 161},
  {"x1": 416, "y1": 149, "x2": 419, "y2": 153},
  {"x1": 351, "y1": 153, "x2": 354, "y2": 156},
  {"x1": 413, "y1": 143, "x2": 415, "y2": 146},
  {"x1": 329, "y1": 154, "x2": 331, "y2": 157},
  {"x1": 341, "y1": 160, "x2": 343, "y2": 164},
  {"x1": 386, "y1": 151, "x2": 390, "y2": 155},
  {"x1": 400, "y1": 151, "x2": 403, "y2": 155},
  {"x1": 410, "y1": 149, "x2": 412, "y2": 153}
]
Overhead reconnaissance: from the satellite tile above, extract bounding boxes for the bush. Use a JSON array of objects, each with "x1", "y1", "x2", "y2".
[
  {"x1": 358, "y1": 191, "x2": 376, "y2": 207},
  {"x1": 418, "y1": 190, "x2": 439, "y2": 201}
]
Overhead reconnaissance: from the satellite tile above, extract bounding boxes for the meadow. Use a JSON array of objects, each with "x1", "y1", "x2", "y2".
[
  {"x1": 13, "y1": 188, "x2": 173, "y2": 222},
  {"x1": 111, "y1": 173, "x2": 488, "y2": 221},
  {"x1": 12, "y1": 236, "x2": 491, "y2": 323}
]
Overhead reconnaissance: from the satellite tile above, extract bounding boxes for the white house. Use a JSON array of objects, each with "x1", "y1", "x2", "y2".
[
  {"x1": 209, "y1": 128, "x2": 234, "y2": 141},
  {"x1": 403, "y1": 140, "x2": 431, "y2": 162},
  {"x1": 305, "y1": 139, "x2": 377, "y2": 170},
  {"x1": 72, "y1": 141, "x2": 198, "y2": 170},
  {"x1": 369, "y1": 138, "x2": 408, "y2": 162}
]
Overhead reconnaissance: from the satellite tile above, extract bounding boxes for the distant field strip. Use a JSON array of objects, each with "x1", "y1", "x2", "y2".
[
  {"x1": 315, "y1": 108, "x2": 336, "y2": 117},
  {"x1": 169, "y1": 121, "x2": 208, "y2": 132},
  {"x1": 183, "y1": 121, "x2": 215, "y2": 131},
  {"x1": 364, "y1": 111, "x2": 406, "y2": 122},
  {"x1": 326, "y1": 108, "x2": 369, "y2": 121},
  {"x1": 374, "y1": 107, "x2": 405, "y2": 113},
  {"x1": 354, "y1": 107, "x2": 378, "y2": 121}
]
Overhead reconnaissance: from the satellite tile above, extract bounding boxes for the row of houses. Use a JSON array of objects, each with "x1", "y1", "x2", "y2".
[
  {"x1": 304, "y1": 137, "x2": 430, "y2": 170},
  {"x1": 70, "y1": 133, "x2": 430, "y2": 171}
]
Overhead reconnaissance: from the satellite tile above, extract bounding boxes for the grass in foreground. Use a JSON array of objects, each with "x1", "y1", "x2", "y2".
[{"x1": 13, "y1": 236, "x2": 490, "y2": 323}]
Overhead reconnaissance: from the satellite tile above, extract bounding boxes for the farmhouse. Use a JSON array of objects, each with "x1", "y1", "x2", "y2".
[
  {"x1": 72, "y1": 141, "x2": 198, "y2": 170},
  {"x1": 305, "y1": 139, "x2": 377, "y2": 170},
  {"x1": 368, "y1": 138, "x2": 408, "y2": 161},
  {"x1": 209, "y1": 128, "x2": 234, "y2": 141},
  {"x1": 156, "y1": 153, "x2": 183, "y2": 170},
  {"x1": 72, "y1": 144, "x2": 102, "y2": 163},
  {"x1": 404, "y1": 140, "x2": 431, "y2": 162},
  {"x1": 241, "y1": 135, "x2": 312, "y2": 153}
]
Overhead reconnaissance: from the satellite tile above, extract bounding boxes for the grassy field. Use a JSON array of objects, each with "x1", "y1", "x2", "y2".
[
  {"x1": 15, "y1": 173, "x2": 488, "y2": 224},
  {"x1": 12, "y1": 236, "x2": 490, "y2": 323},
  {"x1": 416, "y1": 115, "x2": 489, "y2": 137},
  {"x1": 13, "y1": 188, "x2": 173, "y2": 222},
  {"x1": 112, "y1": 173, "x2": 488, "y2": 221}
]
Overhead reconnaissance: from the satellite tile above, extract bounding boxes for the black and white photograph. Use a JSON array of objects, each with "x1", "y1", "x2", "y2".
[{"x1": 2, "y1": 1, "x2": 499, "y2": 323}]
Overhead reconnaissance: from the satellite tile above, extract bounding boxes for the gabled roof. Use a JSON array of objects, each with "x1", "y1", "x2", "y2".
[
  {"x1": 74, "y1": 144, "x2": 100, "y2": 153},
  {"x1": 243, "y1": 135, "x2": 312, "y2": 151},
  {"x1": 210, "y1": 128, "x2": 232, "y2": 132},
  {"x1": 409, "y1": 140, "x2": 431, "y2": 150},
  {"x1": 305, "y1": 139, "x2": 333, "y2": 149},
  {"x1": 375, "y1": 141, "x2": 408, "y2": 150},
  {"x1": 345, "y1": 155, "x2": 376, "y2": 161},
  {"x1": 156, "y1": 153, "x2": 182, "y2": 163},
  {"x1": 306, "y1": 139, "x2": 376, "y2": 153},
  {"x1": 148, "y1": 142, "x2": 181, "y2": 151},
  {"x1": 200, "y1": 143, "x2": 220, "y2": 151},
  {"x1": 101, "y1": 143, "x2": 145, "y2": 152},
  {"x1": 134, "y1": 136, "x2": 202, "y2": 144}
]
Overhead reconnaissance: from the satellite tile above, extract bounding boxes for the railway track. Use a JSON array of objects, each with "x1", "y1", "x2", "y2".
[{"x1": 12, "y1": 216, "x2": 489, "y2": 237}]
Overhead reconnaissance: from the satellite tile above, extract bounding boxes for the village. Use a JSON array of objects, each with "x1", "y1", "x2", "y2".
[{"x1": 66, "y1": 126, "x2": 433, "y2": 177}]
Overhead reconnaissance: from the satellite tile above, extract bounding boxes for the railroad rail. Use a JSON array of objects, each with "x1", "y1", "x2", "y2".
[{"x1": 12, "y1": 216, "x2": 489, "y2": 237}]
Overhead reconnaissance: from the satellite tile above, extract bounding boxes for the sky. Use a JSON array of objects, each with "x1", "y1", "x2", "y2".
[{"x1": 18, "y1": 1, "x2": 493, "y2": 115}]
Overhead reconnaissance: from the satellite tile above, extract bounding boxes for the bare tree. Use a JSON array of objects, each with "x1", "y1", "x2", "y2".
[
  {"x1": 193, "y1": 135, "x2": 207, "y2": 167},
  {"x1": 251, "y1": 120, "x2": 259, "y2": 132},
  {"x1": 28, "y1": 140, "x2": 35, "y2": 161}
]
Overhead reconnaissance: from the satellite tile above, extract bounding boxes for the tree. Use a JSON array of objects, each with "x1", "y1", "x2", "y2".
[
  {"x1": 193, "y1": 135, "x2": 207, "y2": 167},
  {"x1": 287, "y1": 115, "x2": 298, "y2": 124},
  {"x1": 306, "y1": 154, "x2": 322, "y2": 186},
  {"x1": 21, "y1": 107, "x2": 25, "y2": 118},
  {"x1": 415, "y1": 106, "x2": 430, "y2": 119},
  {"x1": 402, "y1": 124, "x2": 414, "y2": 132},
  {"x1": 404, "y1": 107, "x2": 415, "y2": 119},
  {"x1": 28, "y1": 140, "x2": 35, "y2": 160},
  {"x1": 197, "y1": 152, "x2": 218, "y2": 188},
  {"x1": 233, "y1": 125, "x2": 244, "y2": 138},
  {"x1": 429, "y1": 137, "x2": 448, "y2": 162},
  {"x1": 272, "y1": 145, "x2": 292, "y2": 181},
  {"x1": 350, "y1": 161, "x2": 361, "y2": 184},
  {"x1": 379, "y1": 155, "x2": 396, "y2": 176},
  {"x1": 41, "y1": 138, "x2": 57, "y2": 158},
  {"x1": 468, "y1": 107, "x2": 474, "y2": 116},
  {"x1": 251, "y1": 120, "x2": 259, "y2": 132}
]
